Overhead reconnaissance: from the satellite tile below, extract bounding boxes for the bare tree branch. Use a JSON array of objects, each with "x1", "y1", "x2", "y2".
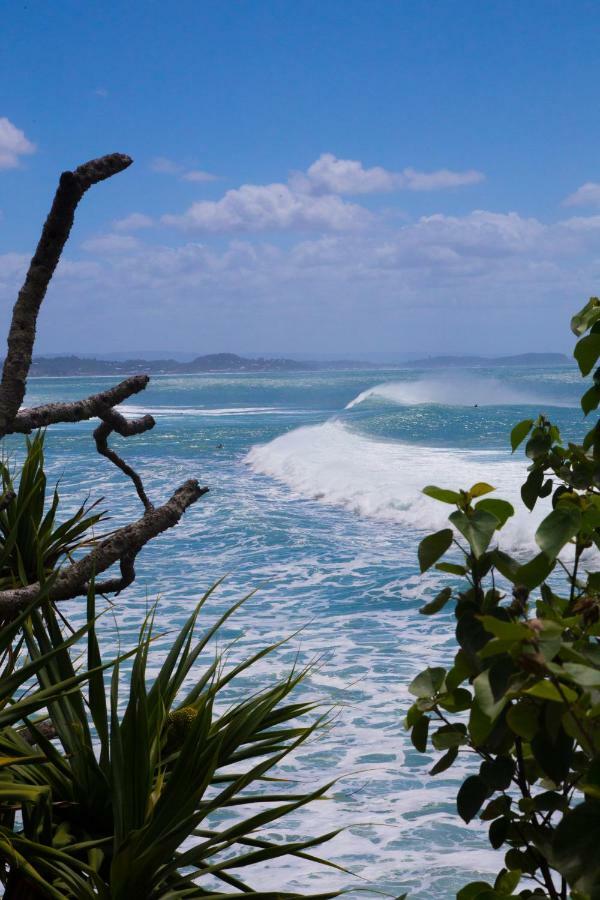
[
  {"x1": 94, "y1": 409, "x2": 155, "y2": 510},
  {"x1": 94, "y1": 551, "x2": 137, "y2": 595},
  {"x1": 11, "y1": 375, "x2": 150, "y2": 433},
  {"x1": 0, "y1": 154, "x2": 132, "y2": 438},
  {"x1": 0, "y1": 479, "x2": 208, "y2": 614},
  {"x1": 0, "y1": 153, "x2": 210, "y2": 616}
]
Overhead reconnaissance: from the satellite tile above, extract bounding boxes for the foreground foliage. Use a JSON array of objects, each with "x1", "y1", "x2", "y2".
[
  {"x1": 407, "y1": 297, "x2": 600, "y2": 899},
  {"x1": 0, "y1": 439, "x2": 340, "y2": 898}
]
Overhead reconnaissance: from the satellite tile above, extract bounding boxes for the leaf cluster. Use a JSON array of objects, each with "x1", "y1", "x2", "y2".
[{"x1": 407, "y1": 298, "x2": 600, "y2": 899}]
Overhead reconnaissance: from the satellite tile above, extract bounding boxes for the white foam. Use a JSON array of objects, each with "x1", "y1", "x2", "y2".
[
  {"x1": 246, "y1": 420, "x2": 548, "y2": 548},
  {"x1": 118, "y1": 404, "x2": 288, "y2": 417},
  {"x1": 345, "y1": 375, "x2": 572, "y2": 409}
]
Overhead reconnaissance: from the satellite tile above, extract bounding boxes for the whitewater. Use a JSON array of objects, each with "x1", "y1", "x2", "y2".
[{"x1": 17, "y1": 363, "x2": 584, "y2": 898}]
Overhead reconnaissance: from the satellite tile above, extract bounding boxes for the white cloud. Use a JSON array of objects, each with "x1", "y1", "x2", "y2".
[
  {"x1": 24, "y1": 204, "x2": 600, "y2": 353},
  {"x1": 162, "y1": 182, "x2": 371, "y2": 232},
  {"x1": 295, "y1": 153, "x2": 484, "y2": 195},
  {"x1": 0, "y1": 117, "x2": 36, "y2": 170},
  {"x1": 150, "y1": 156, "x2": 218, "y2": 182},
  {"x1": 82, "y1": 234, "x2": 141, "y2": 254},
  {"x1": 182, "y1": 169, "x2": 218, "y2": 183},
  {"x1": 150, "y1": 156, "x2": 181, "y2": 175},
  {"x1": 563, "y1": 182, "x2": 600, "y2": 207},
  {"x1": 299, "y1": 153, "x2": 399, "y2": 194},
  {"x1": 113, "y1": 213, "x2": 154, "y2": 232},
  {"x1": 62, "y1": 209, "x2": 600, "y2": 303},
  {"x1": 401, "y1": 167, "x2": 484, "y2": 191}
]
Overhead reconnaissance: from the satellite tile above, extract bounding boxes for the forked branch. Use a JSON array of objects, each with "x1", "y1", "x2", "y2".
[
  {"x1": 0, "y1": 154, "x2": 132, "y2": 438},
  {"x1": 0, "y1": 154, "x2": 208, "y2": 602},
  {"x1": 11, "y1": 375, "x2": 150, "y2": 433}
]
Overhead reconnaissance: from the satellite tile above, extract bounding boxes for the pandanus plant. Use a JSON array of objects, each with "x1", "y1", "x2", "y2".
[{"x1": 0, "y1": 439, "x2": 343, "y2": 898}]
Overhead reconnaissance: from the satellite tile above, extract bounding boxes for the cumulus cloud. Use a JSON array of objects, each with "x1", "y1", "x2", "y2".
[
  {"x1": 294, "y1": 153, "x2": 484, "y2": 195},
  {"x1": 162, "y1": 182, "x2": 371, "y2": 232},
  {"x1": 113, "y1": 213, "x2": 154, "y2": 232},
  {"x1": 61, "y1": 209, "x2": 600, "y2": 303},
  {"x1": 563, "y1": 182, "x2": 600, "y2": 207},
  {"x1": 19, "y1": 203, "x2": 600, "y2": 354},
  {"x1": 150, "y1": 156, "x2": 218, "y2": 183},
  {"x1": 0, "y1": 117, "x2": 36, "y2": 170}
]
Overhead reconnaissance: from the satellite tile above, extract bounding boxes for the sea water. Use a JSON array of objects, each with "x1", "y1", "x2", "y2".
[{"x1": 17, "y1": 364, "x2": 586, "y2": 897}]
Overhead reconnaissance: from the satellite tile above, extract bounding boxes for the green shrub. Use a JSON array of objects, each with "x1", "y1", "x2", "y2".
[{"x1": 406, "y1": 298, "x2": 600, "y2": 899}]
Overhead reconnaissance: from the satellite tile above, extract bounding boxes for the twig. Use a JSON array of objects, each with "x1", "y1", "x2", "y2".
[{"x1": 94, "y1": 408, "x2": 156, "y2": 510}]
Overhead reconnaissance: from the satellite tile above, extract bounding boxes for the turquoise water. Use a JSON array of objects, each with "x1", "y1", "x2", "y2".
[{"x1": 18, "y1": 365, "x2": 586, "y2": 897}]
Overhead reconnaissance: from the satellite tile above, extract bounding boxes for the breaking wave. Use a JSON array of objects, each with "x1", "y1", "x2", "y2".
[
  {"x1": 246, "y1": 420, "x2": 549, "y2": 549},
  {"x1": 345, "y1": 375, "x2": 573, "y2": 409}
]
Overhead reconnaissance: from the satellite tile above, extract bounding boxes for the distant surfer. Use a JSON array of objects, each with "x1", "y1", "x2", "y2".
[
  {"x1": 474, "y1": 404, "x2": 478, "y2": 408},
  {"x1": 216, "y1": 442, "x2": 223, "y2": 449}
]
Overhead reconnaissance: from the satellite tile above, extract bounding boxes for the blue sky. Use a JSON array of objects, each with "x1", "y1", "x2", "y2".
[{"x1": 2, "y1": 0, "x2": 600, "y2": 357}]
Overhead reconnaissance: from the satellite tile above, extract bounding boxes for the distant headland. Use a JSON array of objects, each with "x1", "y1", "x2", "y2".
[
  {"x1": 26, "y1": 351, "x2": 572, "y2": 377},
  {"x1": 28, "y1": 353, "x2": 366, "y2": 376},
  {"x1": 404, "y1": 352, "x2": 571, "y2": 368}
]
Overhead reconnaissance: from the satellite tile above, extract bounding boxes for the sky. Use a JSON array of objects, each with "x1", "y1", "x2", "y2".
[{"x1": 2, "y1": 0, "x2": 600, "y2": 357}]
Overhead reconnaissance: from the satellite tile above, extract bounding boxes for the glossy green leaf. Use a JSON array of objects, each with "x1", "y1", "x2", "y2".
[
  {"x1": 419, "y1": 586, "x2": 452, "y2": 616},
  {"x1": 422, "y1": 485, "x2": 462, "y2": 505},
  {"x1": 520, "y1": 466, "x2": 544, "y2": 511},
  {"x1": 489, "y1": 817, "x2": 509, "y2": 850},
  {"x1": 457, "y1": 884, "x2": 494, "y2": 900},
  {"x1": 524, "y1": 680, "x2": 578, "y2": 703},
  {"x1": 431, "y1": 723, "x2": 467, "y2": 750},
  {"x1": 552, "y1": 799, "x2": 600, "y2": 890},
  {"x1": 506, "y1": 702, "x2": 538, "y2": 740},
  {"x1": 581, "y1": 385, "x2": 600, "y2": 416},
  {"x1": 494, "y1": 868, "x2": 520, "y2": 894},
  {"x1": 430, "y1": 746, "x2": 459, "y2": 775},
  {"x1": 469, "y1": 482, "x2": 495, "y2": 498},
  {"x1": 480, "y1": 757, "x2": 514, "y2": 791},
  {"x1": 450, "y1": 508, "x2": 499, "y2": 558},
  {"x1": 560, "y1": 663, "x2": 600, "y2": 689},
  {"x1": 408, "y1": 667, "x2": 445, "y2": 699},
  {"x1": 514, "y1": 551, "x2": 556, "y2": 589},
  {"x1": 410, "y1": 715, "x2": 429, "y2": 752},
  {"x1": 457, "y1": 775, "x2": 489, "y2": 824},
  {"x1": 571, "y1": 296, "x2": 600, "y2": 336},
  {"x1": 535, "y1": 505, "x2": 582, "y2": 559},
  {"x1": 435, "y1": 561, "x2": 468, "y2": 575},
  {"x1": 510, "y1": 419, "x2": 534, "y2": 452},
  {"x1": 575, "y1": 333, "x2": 600, "y2": 375},
  {"x1": 479, "y1": 616, "x2": 529, "y2": 642},
  {"x1": 418, "y1": 529, "x2": 453, "y2": 573},
  {"x1": 525, "y1": 429, "x2": 551, "y2": 461},
  {"x1": 475, "y1": 498, "x2": 514, "y2": 529}
]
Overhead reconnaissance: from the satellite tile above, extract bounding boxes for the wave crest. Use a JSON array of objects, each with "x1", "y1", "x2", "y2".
[
  {"x1": 246, "y1": 420, "x2": 547, "y2": 548},
  {"x1": 345, "y1": 375, "x2": 570, "y2": 409}
]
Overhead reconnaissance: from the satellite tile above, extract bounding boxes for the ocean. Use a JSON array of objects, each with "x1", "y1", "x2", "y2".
[{"x1": 16, "y1": 363, "x2": 586, "y2": 898}]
